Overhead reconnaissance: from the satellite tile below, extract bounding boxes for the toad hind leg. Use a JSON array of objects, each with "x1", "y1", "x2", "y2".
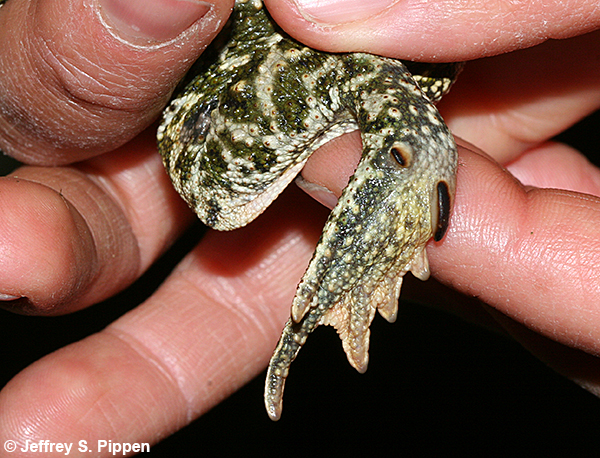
[{"x1": 264, "y1": 55, "x2": 457, "y2": 420}]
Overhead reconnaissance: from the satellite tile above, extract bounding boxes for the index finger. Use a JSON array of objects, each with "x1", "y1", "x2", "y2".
[{"x1": 429, "y1": 143, "x2": 600, "y2": 355}]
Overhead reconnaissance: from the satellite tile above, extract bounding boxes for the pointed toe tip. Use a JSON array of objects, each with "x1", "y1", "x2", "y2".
[{"x1": 264, "y1": 397, "x2": 283, "y2": 421}]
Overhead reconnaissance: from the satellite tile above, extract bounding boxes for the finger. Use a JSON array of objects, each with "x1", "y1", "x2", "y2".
[
  {"x1": 266, "y1": 0, "x2": 600, "y2": 60},
  {"x1": 440, "y1": 30, "x2": 600, "y2": 163},
  {"x1": 0, "y1": 128, "x2": 193, "y2": 315},
  {"x1": 505, "y1": 141, "x2": 600, "y2": 196},
  {"x1": 301, "y1": 136, "x2": 600, "y2": 357},
  {"x1": 0, "y1": 0, "x2": 232, "y2": 165},
  {"x1": 296, "y1": 130, "x2": 362, "y2": 208},
  {"x1": 303, "y1": 136, "x2": 600, "y2": 352},
  {"x1": 428, "y1": 143, "x2": 600, "y2": 357},
  {"x1": 0, "y1": 187, "x2": 328, "y2": 455}
]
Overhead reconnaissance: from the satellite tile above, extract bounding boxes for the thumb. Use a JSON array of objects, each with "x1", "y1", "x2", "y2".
[
  {"x1": 0, "y1": 0, "x2": 232, "y2": 165},
  {"x1": 265, "y1": 0, "x2": 600, "y2": 61}
]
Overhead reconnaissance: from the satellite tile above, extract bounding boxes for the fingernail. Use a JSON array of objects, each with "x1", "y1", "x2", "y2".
[
  {"x1": 294, "y1": 0, "x2": 398, "y2": 24},
  {"x1": 0, "y1": 293, "x2": 21, "y2": 301},
  {"x1": 99, "y1": 0, "x2": 212, "y2": 42},
  {"x1": 295, "y1": 176, "x2": 339, "y2": 209}
]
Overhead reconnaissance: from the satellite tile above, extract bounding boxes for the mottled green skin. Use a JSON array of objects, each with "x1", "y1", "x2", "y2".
[{"x1": 159, "y1": 0, "x2": 460, "y2": 421}]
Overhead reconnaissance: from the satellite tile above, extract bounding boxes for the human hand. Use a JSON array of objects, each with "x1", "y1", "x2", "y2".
[{"x1": 0, "y1": 0, "x2": 599, "y2": 456}]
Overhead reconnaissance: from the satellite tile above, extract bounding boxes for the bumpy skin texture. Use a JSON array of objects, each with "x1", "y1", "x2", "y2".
[
  {"x1": 167, "y1": 0, "x2": 460, "y2": 420},
  {"x1": 158, "y1": 0, "x2": 459, "y2": 420}
]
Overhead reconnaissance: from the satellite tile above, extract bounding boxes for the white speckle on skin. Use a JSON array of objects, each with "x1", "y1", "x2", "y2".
[{"x1": 157, "y1": 0, "x2": 459, "y2": 422}]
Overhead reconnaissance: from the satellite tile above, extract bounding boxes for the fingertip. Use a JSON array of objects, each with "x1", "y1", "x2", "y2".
[
  {"x1": 0, "y1": 164, "x2": 142, "y2": 315},
  {"x1": 298, "y1": 131, "x2": 362, "y2": 202},
  {"x1": 291, "y1": 0, "x2": 397, "y2": 26},
  {"x1": 0, "y1": 176, "x2": 97, "y2": 314},
  {"x1": 506, "y1": 142, "x2": 600, "y2": 196},
  {"x1": 295, "y1": 176, "x2": 338, "y2": 209},
  {"x1": 99, "y1": 0, "x2": 213, "y2": 43},
  {"x1": 264, "y1": 0, "x2": 471, "y2": 59},
  {"x1": 267, "y1": 0, "x2": 600, "y2": 60}
]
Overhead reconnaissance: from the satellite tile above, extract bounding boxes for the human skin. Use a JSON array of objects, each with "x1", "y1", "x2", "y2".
[{"x1": 0, "y1": 0, "x2": 599, "y2": 455}]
